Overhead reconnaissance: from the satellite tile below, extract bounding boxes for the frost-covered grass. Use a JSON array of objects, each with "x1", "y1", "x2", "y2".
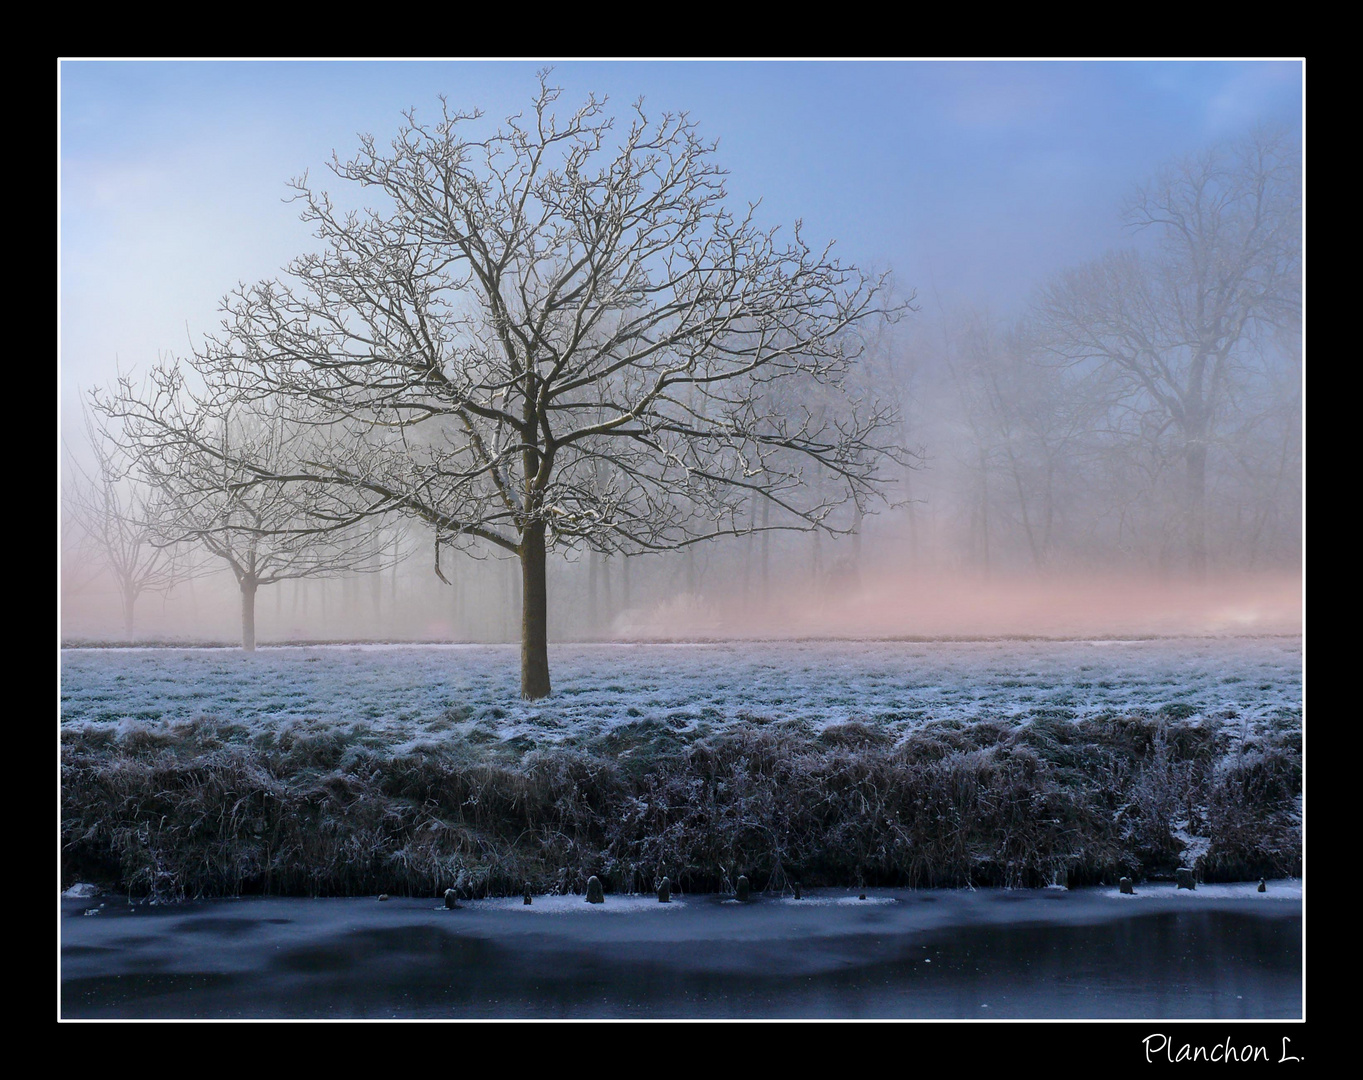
[
  {"x1": 60, "y1": 637, "x2": 1303, "y2": 754},
  {"x1": 59, "y1": 637, "x2": 1302, "y2": 901}
]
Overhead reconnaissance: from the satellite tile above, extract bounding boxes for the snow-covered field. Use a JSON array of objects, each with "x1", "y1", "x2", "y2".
[{"x1": 60, "y1": 636, "x2": 1303, "y2": 753}]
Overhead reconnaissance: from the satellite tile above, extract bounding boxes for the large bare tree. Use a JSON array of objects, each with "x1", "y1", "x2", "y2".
[
  {"x1": 1032, "y1": 126, "x2": 1301, "y2": 579},
  {"x1": 186, "y1": 75, "x2": 909, "y2": 696}
]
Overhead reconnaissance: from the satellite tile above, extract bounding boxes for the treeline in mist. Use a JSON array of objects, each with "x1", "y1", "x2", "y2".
[{"x1": 61, "y1": 123, "x2": 1300, "y2": 646}]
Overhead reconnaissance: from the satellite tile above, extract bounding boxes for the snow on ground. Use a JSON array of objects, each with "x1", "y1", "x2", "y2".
[
  {"x1": 1103, "y1": 880, "x2": 1303, "y2": 901},
  {"x1": 59, "y1": 637, "x2": 1302, "y2": 753},
  {"x1": 476, "y1": 894, "x2": 690, "y2": 914}
]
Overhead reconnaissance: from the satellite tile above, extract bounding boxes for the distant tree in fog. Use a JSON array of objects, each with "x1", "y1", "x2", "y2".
[
  {"x1": 1032, "y1": 126, "x2": 1301, "y2": 579},
  {"x1": 63, "y1": 403, "x2": 196, "y2": 637},
  {"x1": 180, "y1": 74, "x2": 910, "y2": 696},
  {"x1": 1221, "y1": 334, "x2": 1302, "y2": 569},
  {"x1": 940, "y1": 310, "x2": 1095, "y2": 575},
  {"x1": 96, "y1": 373, "x2": 389, "y2": 651}
]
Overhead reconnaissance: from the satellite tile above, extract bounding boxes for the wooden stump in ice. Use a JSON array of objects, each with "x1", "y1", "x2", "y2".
[
  {"x1": 1258, "y1": 878, "x2": 1267, "y2": 893},
  {"x1": 1119, "y1": 877, "x2": 1134, "y2": 894},
  {"x1": 586, "y1": 875, "x2": 605, "y2": 904},
  {"x1": 523, "y1": 883, "x2": 533, "y2": 906},
  {"x1": 793, "y1": 882, "x2": 802, "y2": 900},
  {"x1": 444, "y1": 888, "x2": 460, "y2": 909},
  {"x1": 1176, "y1": 867, "x2": 1196, "y2": 890},
  {"x1": 657, "y1": 876, "x2": 671, "y2": 903},
  {"x1": 735, "y1": 875, "x2": 750, "y2": 902}
]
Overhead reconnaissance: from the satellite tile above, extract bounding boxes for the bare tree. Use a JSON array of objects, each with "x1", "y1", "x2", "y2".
[
  {"x1": 63, "y1": 402, "x2": 195, "y2": 637},
  {"x1": 97, "y1": 370, "x2": 390, "y2": 651},
  {"x1": 186, "y1": 75, "x2": 910, "y2": 696},
  {"x1": 1032, "y1": 126, "x2": 1301, "y2": 579},
  {"x1": 939, "y1": 308, "x2": 1106, "y2": 575},
  {"x1": 1221, "y1": 338, "x2": 1302, "y2": 569}
]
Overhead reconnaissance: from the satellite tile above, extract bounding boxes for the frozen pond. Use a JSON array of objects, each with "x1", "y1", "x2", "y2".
[
  {"x1": 60, "y1": 883, "x2": 1303, "y2": 1019},
  {"x1": 59, "y1": 636, "x2": 1302, "y2": 751}
]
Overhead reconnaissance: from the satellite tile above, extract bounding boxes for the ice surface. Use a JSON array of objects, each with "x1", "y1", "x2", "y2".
[{"x1": 59, "y1": 884, "x2": 1304, "y2": 1019}]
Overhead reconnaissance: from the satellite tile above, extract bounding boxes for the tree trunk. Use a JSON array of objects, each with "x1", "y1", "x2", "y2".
[
  {"x1": 122, "y1": 586, "x2": 136, "y2": 639},
  {"x1": 811, "y1": 529, "x2": 822, "y2": 596},
  {"x1": 904, "y1": 471, "x2": 919, "y2": 561},
  {"x1": 1185, "y1": 440, "x2": 1208, "y2": 582},
  {"x1": 588, "y1": 549, "x2": 598, "y2": 635},
  {"x1": 977, "y1": 444, "x2": 991, "y2": 581},
  {"x1": 743, "y1": 502, "x2": 755, "y2": 600},
  {"x1": 520, "y1": 523, "x2": 551, "y2": 699},
  {"x1": 389, "y1": 536, "x2": 399, "y2": 631},
  {"x1": 1003, "y1": 442, "x2": 1043, "y2": 573},
  {"x1": 241, "y1": 578, "x2": 258, "y2": 652},
  {"x1": 450, "y1": 565, "x2": 462, "y2": 639},
  {"x1": 760, "y1": 497, "x2": 770, "y2": 604}
]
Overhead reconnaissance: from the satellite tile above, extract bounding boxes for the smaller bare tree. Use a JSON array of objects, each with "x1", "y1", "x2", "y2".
[
  {"x1": 96, "y1": 368, "x2": 391, "y2": 651},
  {"x1": 1032, "y1": 126, "x2": 1301, "y2": 578},
  {"x1": 63, "y1": 402, "x2": 197, "y2": 637}
]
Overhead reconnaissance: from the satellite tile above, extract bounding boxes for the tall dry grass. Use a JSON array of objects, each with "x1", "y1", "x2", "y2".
[{"x1": 61, "y1": 710, "x2": 1301, "y2": 900}]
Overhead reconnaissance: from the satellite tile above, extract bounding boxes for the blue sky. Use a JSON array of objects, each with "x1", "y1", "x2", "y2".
[{"x1": 59, "y1": 59, "x2": 1302, "y2": 426}]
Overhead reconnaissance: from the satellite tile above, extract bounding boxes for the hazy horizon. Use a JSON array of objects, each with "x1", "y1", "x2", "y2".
[{"x1": 59, "y1": 60, "x2": 1304, "y2": 648}]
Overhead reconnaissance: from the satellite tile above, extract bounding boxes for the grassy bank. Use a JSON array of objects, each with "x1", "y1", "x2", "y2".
[{"x1": 61, "y1": 710, "x2": 1301, "y2": 901}]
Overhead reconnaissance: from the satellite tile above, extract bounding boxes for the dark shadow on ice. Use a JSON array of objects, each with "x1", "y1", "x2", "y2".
[{"x1": 60, "y1": 884, "x2": 1302, "y2": 1019}]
